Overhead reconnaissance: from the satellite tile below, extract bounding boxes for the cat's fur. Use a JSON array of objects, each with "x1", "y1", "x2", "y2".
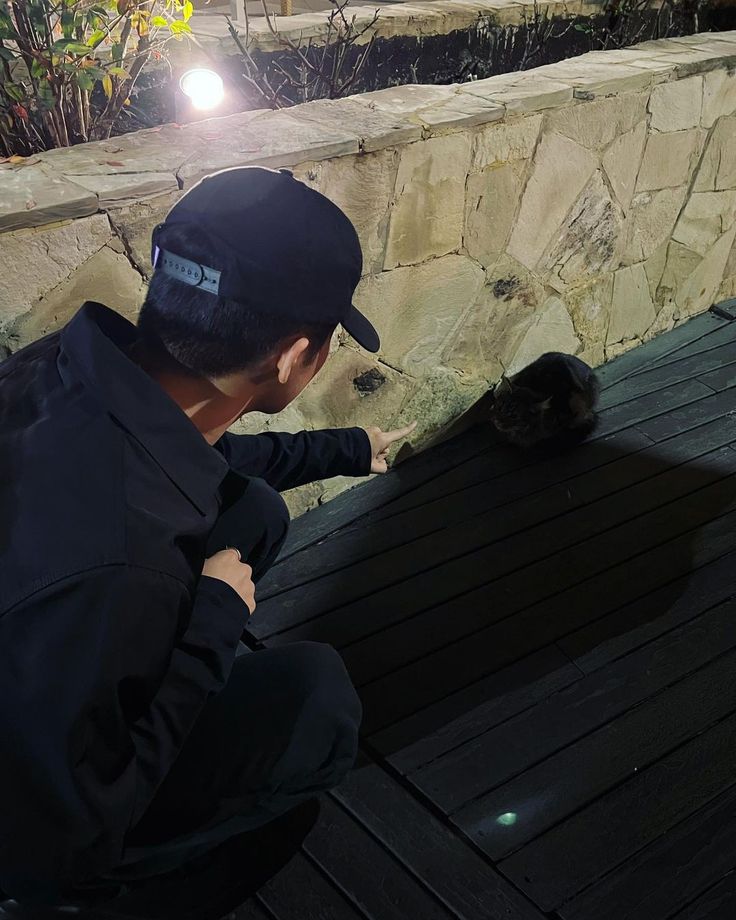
[{"x1": 489, "y1": 352, "x2": 600, "y2": 448}]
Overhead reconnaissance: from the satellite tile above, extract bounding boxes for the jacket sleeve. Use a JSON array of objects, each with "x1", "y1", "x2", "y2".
[
  {"x1": 216, "y1": 427, "x2": 373, "y2": 492},
  {"x1": 0, "y1": 565, "x2": 246, "y2": 900}
]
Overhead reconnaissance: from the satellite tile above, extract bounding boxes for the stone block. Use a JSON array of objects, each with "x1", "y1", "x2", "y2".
[
  {"x1": 543, "y1": 171, "x2": 624, "y2": 292},
  {"x1": 416, "y1": 95, "x2": 505, "y2": 132},
  {"x1": 470, "y1": 114, "x2": 543, "y2": 172},
  {"x1": 622, "y1": 186, "x2": 688, "y2": 264},
  {"x1": 636, "y1": 129, "x2": 699, "y2": 191},
  {"x1": 293, "y1": 149, "x2": 399, "y2": 274},
  {"x1": 460, "y1": 74, "x2": 573, "y2": 112},
  {"x1": 0, "y1": 163, "x2": 97, "y2": 233},
  {"x1": 675, "y1": 224, "x2": 736, "y2": 317},
  {"x1": 545, "y1": 93, "x2": 648, "y2": 150},
  {"x1": 648, "y1": 76, "x2": 703, "y2": 131},
  {"x1": 530, "y1": 59, "x2": 654, "y2": 95},
  {"x1": 178, "y1": 111, "x2": 359, "y2": 187},
  {"x1": 507, "y1": 131, "x2": 597, "y2": 270},
  {"x1": 603, "y1": 120, "x2": 647, "y2": 212},
  {"x1": 67, "y1": 171, "x2": 178, "y2": 208},
  {"x1": 7, "y1": 245, "x2": 145, "y2": 350},
  {"x1": 607, "y1": 262, "x2": 657, "y2": 345},
  {"x1": 566, "y1": 275, "x2": 614, "y2": 366},
  {"x1": 355, "y1": 255, "x2": 484, "y2": 374},
  {"x1": 464, "y1": 160, "x2": 526, "y2": 269},
  {"x1": 694, "y1": 115, "x2": 736, "y2": 191},
  {"x1": 356, "y1": 83, "x2": 456, "y2": 115},
  {"x1": 672, "y1": 191, "x2": 736, "y2": 256},
  {"x1": 0, "y1": 213, "x2": 112, "y2": 329},
  {"x1": 508, "y1": 295, "x2": 581, "y2": 373},
  {"x1": 109, "y1": 190, "x2": 182, "y2": 278},
  {"x1": 442, "y1": 254, "x2": 546, "y2": 380},
  {"x1": 701, "y1": 70, "x2": 736, "y2": 128},
  {"x1": 296, "y1": 343, "x2": 414, "y2": 431},
  {"x1": 293, "y1": 97, "x2": 422, "y2": 153},
  {"x1": 657, "y1": 240, "x2": 702, "y2": 308},
  {"x1": 385, "y1": 134, "x2": 471, "y2": 268}
]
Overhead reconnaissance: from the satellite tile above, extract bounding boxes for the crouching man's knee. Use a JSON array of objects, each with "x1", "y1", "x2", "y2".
[{"x1": 273, "y1": 642, "x2": 361, "y2": 797}]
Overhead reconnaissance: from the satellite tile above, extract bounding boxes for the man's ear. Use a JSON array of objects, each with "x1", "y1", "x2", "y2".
[{"x1": 276, "y1": 337, "x2": 310, "y2": 384}]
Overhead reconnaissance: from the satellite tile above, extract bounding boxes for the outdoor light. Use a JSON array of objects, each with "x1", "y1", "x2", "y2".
[
  {"x1": 496, "y1": 812, "x2": 518, "y2": 826},
  {"x1": 179, "y1": 69, "x2": 225, "y2": 111}
]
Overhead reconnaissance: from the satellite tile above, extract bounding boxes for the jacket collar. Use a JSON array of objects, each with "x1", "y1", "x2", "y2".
[{"x1": 59, "y1": 302, "x2": 228, "y2": 515}]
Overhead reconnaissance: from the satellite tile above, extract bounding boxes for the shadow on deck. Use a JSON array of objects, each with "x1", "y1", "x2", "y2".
[{"x1": 240, "y1": 307, "x2": 736, "y2": 920}]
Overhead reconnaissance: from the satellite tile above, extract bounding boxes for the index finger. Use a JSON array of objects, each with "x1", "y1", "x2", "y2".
[{"x1": 383, "y1": 421, "x2": 418, "y2": 444}]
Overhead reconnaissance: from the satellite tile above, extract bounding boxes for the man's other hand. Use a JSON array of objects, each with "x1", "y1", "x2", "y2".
[
  {"x1": 202, "y1": 549, "x2": 256, "y2": 615},
  {"x1": 363, "y1": 421, "x2": 418, "y2": 473}
]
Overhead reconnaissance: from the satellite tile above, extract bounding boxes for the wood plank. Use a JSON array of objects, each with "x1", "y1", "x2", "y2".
[
  {"x1": 303, "y1": 797, "x2": 456, "y2": 920},
  {"x1": 598, "y1": 343, "x2": 736, "y2": 410},
  {"x1": 358, "y1": 505, "x2": 736, "y2": 736},
  {"x1": 454, "y1": 629, "x2": 736, "y2": 859},
  {"x1": 498, "y1": 711, "x2": 736, "y2": 912},
  {"x1": 232, "y1": 902, "x2": 273, "y2": 920},
  {"x1": 629, "y1": 320, "x2": 736, "y2": 376},
  {"x1": 595, "y1": 313, "x2": 730, "y2": 389},
  {"x1": 332, "y1": 763, "x2": 546, "y2": 920},
  {"x1": 669, "y1": 871, "x2": 736, "y2": 920},
  {"x1": 559, "y1": 549, "x2": 736, "y2": 671},
  {"x1": 379, "y1": 555, "x2": 736, "y2": 764},
  {"x1": 382, "y1": 647, "x2": 582, "y2": 774},
  {"x1": 265, "y1": 450, "x2": 736, "y2": 670},
  {"x1": 698, "y1": 360, "x2": 736, "y2": 391},
  {"x1": 258, "y1": 429, "x2": 652, "y2": 601},
  {"x1": 257, "y1": 852, "x2": 366, "y2": 920},
  {"x1": 270, "y1": 443, "x2": 736, "y2": 640},
  {"x1": 636, "y1": 384, "x2": 736, "y2": 440},
  {"x1": 595, "y1": 379, "x2": 713, "y2": 438},
  {"x1": 277, "y1": 426, "x2": 498, "y2": 560},
  {"x1": 560, "y1": 784, "x2": 736, "y2": 920},
  {"x1": 411, "y1": 598, "x2": 736, "y2": 815}
]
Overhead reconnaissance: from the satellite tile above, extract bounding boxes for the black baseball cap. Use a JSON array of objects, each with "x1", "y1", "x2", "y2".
[{"x1": 150, "y1": 166, "x2": 380, "y2": 353}]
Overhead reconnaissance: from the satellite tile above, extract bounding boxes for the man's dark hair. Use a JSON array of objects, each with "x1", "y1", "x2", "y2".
[{"x1": 137, "y1": 224, "x2": 335, "y2": 378}]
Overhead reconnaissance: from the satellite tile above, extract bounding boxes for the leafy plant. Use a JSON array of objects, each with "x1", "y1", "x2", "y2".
[{"x1": 0, "y1": 0, "x2": 194, "y2": 156}]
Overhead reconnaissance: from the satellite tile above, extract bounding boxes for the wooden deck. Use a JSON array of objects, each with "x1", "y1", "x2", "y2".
[{"x1": 240, "y1": 307, "x2": 736, "y2": 920}]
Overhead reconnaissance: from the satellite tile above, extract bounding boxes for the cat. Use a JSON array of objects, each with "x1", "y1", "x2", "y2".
[{"x1": 489, "y1": 352, "x2": 600, "y2": 448}]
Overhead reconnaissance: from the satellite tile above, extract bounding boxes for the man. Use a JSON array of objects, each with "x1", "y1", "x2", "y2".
[{"x1": 0, "y1": 166, "x2": 415, "y2": 914}]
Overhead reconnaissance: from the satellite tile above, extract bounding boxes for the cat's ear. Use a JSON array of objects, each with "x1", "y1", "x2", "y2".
[
  {"x1": 565, "y1": 361, "x2": 587, "y2": 390},
  {"x1": 496, "y1": 375, "x2": 514, "y2": 396}
]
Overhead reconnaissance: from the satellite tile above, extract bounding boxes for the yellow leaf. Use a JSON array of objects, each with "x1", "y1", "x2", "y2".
[
  {"x1": 124, "y1": 97, "x2": 131, "y2": 105},
  {"x1": 102, "y1": 74, "x2": 113, "y2": 99}
]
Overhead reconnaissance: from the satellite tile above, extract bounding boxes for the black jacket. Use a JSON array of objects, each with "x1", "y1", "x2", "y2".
[{"x1": 0, "y1": 302, "x2": 370, "y2": 899}]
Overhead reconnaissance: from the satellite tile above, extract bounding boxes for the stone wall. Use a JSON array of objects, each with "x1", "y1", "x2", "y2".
[{"x1": 2, "y1": 31, "x2": 736, "y2": 515}]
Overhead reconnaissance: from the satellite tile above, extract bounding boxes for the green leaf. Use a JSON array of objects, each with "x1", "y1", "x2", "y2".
[
  {"x1": 5, "y1": 82, "x2": 24, "y2": 102},
  {"x1": 169, "y1": 19, "x2": 191, "y2": 33},
  {"x1": 53, "y1": 38, "x2": 91, "y2": 55},
  {"x1": 108, "y1": 65, "x2": 129, "y2": 77},
  {"x1": 0, "y1": 45, "x2": 15, "y2": 61},
  {"x1": 75, "y1": 69, "x2": 94, "y2": 92},
  {"x1": 87, "y1": 29, "x2": 107, "y2": 47},
  {"x1": 151, "y1": 14, "x2": 167, "y2": 26},
  {"x1": 102, "y1": 73, "x2": 113, "y2": 98},
  {"x1": 183, "y1": 0, "x2": 193, "y2": 21},
  {"x1": 30, "y1": 59, "x2": 46, "y2": 79}
]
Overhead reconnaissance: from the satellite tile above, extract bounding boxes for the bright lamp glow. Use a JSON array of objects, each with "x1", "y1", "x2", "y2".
[{"x1": 180, "y1": 69, "x2": 225, "y2": 111}]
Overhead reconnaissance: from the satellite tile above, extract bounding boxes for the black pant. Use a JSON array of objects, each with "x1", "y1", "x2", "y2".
[{"x1": 103, "y1": 478, "x2": 362, "y2": 881}]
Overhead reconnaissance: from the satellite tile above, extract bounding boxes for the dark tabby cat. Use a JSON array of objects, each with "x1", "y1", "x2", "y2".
[{"x1": 489, "y1": 352, "x2": 600, "y2": 447}]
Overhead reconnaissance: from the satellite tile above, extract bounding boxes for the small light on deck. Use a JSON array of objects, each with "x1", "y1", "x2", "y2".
[
  {"x1": 180, "y1": 69, "x2": 225, "y2": 111},
  {"x1": 496, "y1": 812, "x2": 517, "y2": 826}
]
